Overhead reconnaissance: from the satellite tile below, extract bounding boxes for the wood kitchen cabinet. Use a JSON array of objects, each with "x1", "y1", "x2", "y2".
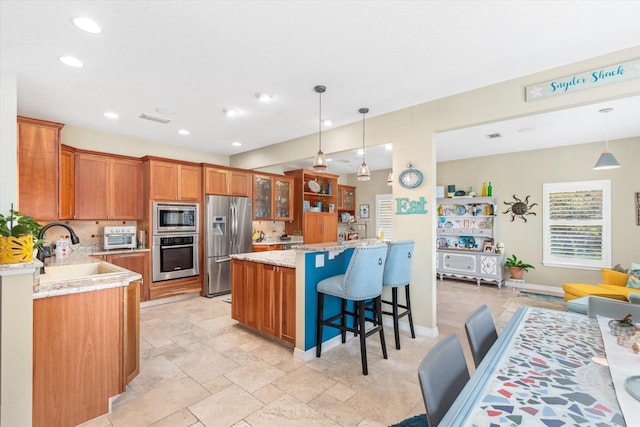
[
  {"x1": 252, "y1": 244, "x2": 284, "y2": 252},
  {"x1": 203, "y1": 165, "x2": 252, "y2": 197},
  {"x1": 144, "y1": 158, "x2": 202, "y2": 202},
  {"x1": 102, "y1": 251, "x2": 150, "y2": 301},
  {"x1": 59, "y1": 145, "x2": 75, "y2": 219},
  {"x1": 253, "y1": 173, "x2": 294, "y2": 221},
  {"x1": 33, "y1": 282, "x2": 140, "y2": 427},
  {"x1": 75, "y1": 151, "x2": 142, "y2": 220},
  {"x1": 337, "y1": 185, "x2": 356, "y2": 212},
  {"x1": 17, "y1": 116, "x2": 64, "y2": 220},
  {"x1": 231, "y1": 259, "x2": 295, "y2": 343},
  {"x1": 285, "y1": 169, "x2": 339, "y2": 243}
]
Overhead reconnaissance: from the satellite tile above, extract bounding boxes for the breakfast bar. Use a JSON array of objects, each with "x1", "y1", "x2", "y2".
[{"x1": 230, "y1": 239, "x2": 384, "y2": 359}]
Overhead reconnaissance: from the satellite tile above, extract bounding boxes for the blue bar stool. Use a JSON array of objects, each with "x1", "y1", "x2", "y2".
[
  {"x1": 315, "y1": 243, "x2": 389, "y2": 375},
  {"x1": 381, "y1": 240, "x2": 415, "y2": 349}
]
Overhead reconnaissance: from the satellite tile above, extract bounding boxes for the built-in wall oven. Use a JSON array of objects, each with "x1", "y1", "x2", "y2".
[{"x1": 152, "y1": 234, "x2": 199, "y2": 282}]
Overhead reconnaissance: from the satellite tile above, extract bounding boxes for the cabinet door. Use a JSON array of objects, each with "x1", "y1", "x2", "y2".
[
  {"x1": 231, "y1": 260, "x2": 245, "y2": 322},
  {"x1": 244, "y1": 261, "x2": 260, "y2": 329},
  {"x1": 339, "y1": 185, "x2": 355, "y2": 210},
  {"x1": 280, "y1": 267, "x2": 296, "y2": 344},
  {"x1": 17, "y1": 117, "x2": 62, "y2": 220},
  {"x1": 148, "y1": 161, "x2": 179, "y2": 200},
  {"x1": 322, "y1": 213, "x2": 338, "y2": 243},
  {"x1": 204, "y1": 167, "x2": 229, "y2": 195},
  {"x1": 123, "y1": 280, "x2": 140, "y2": 385},
  {"x1": 254, "y1": 175, "x2": 272, "y2": 219},
  {"x1": 303, "y1": 213, "x2": 323, "y2": 244},
  {"x1": 107, "y1": 252, "x2": 149, "y2": 301},
  {"x1": 260, "y1": 264, "x2": 280, "y2": 336},
  {"x1": 112, "y1": 158, "x2": 142, "y2": 219},
  {"x1": 75, "y1": 153, "x2": 110, "y2": 219},
  {"x1": 59, "y1": 146, "x2": 75, "y2": 219},
  {"x1": 443, "y1": 252, "x2": 477, "y2": 274},
  {"x1": 178, "y1": 165, "x2": 202, "y2": 201},
  {"x1": 229, "y1": 171, "x2": 251, "y2": 197},
  {"x1": 479, "y1": 254, "x2": 502, "y2": 279},
  {"x1": 274, "y1": 177, "x2": 293, "y2": 220}
]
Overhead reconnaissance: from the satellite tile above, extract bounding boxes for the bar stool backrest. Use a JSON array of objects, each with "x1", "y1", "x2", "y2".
[
  {"x1": 343, "y1": 243, "x2": 389, "y2": 300},
  {"x1": 383, "y1": 240, "x2": 415, "y2": 287}
]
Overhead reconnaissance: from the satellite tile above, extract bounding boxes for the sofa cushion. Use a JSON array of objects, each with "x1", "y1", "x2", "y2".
[
  {"x1": 629, "y1": 292, "x2": 640, "y2": 304},
  {"x1": 562, "y1": 283, "x2": 628, "y2": 302},
  {"x1": 626, "y1": 263, "x2": 640, "y2": 289},
  {"x1": 601, "y1": 268, "x2": 630, "y2": 287},
  {"x1": 567, "y1": 296, "x2": 589, "y2": 314}
]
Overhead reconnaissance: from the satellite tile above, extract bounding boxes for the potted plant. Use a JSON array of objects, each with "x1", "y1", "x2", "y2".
[
  {"x1": 0, "y1": 205, "x2": 44, "y2": 263},
  {"x1": 504, "y1": 254, "x2": 535, "y2": 280}
]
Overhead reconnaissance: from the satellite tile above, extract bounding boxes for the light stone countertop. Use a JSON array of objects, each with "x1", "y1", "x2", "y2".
[
  {"x1": 32, "y1": 254, "x2": 141, "y2": 299},
  {"x1": 291, "y1": 238, "x2": 384, "y2": 252},
  {"x1": 92, "y1": 248, "x2": 151, "y2": 256},
  {"x1": 252, "y1": 236, "x2": 303, "y2": 246},
  {"x1": 231, "y1": 249, "x2": 296, "y2": 268}
]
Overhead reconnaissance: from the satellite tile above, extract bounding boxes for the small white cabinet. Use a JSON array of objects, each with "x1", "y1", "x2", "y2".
[{"x1": 436, "y1": 197, "x2": 504, "y2": 287}]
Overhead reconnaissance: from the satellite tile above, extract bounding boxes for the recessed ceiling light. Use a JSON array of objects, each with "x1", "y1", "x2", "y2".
[
  {"x1": 231, "y1": 141, "x2": 242, "y2": 147},
  {"x1": 255, "y1": 93, "x2": 273, "y2": 102},
  {"x1": 323, "y1": 120, "x2": 332, "y2": 127},
  {"x1": 357, "y1": 149, "x2": 364, "y2": 156},
  {"x1": 327, "y1": 158, "x2": 333, "y2": 162},
  {"x1": 58, "y1": 56, "x2": 83, "y2": 68},
  {"x1": 178, "y1": 129, "x2": 190, "y2": 135},
  {"x1": 385, "y1": 143, "x2": 393, "y2": 150},
  {"x1": 223, "y1": 108, "x2": 239, "y2": 118},
  {"x1": 104, "y1": 112, "x2": 119, "y2": 119},
  {"x1": 72, "y1": 17, "x2": 102, "y2": 34}
]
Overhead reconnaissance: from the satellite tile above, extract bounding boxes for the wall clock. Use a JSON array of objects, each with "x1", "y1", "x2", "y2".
[{"x1": 398, "y1": 163, "x2": 423, "y2": 188}]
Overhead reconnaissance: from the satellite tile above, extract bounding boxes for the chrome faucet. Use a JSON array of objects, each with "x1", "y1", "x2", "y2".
[{"x1": 37, "y1": 222, "x2": 80, "y2": 273}]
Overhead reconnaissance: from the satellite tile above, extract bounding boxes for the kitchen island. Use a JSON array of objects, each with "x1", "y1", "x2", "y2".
[
  {"x1": 33, "y1": 255, "x2": 141, "y2": 427},
  {"x1": 230, "y1": 239, "x2": 384, "y2": 360}
]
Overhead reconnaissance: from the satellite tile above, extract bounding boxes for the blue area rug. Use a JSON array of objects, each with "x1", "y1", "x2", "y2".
[
  {"x1": 389, "y1": 414, "x2": 428, "y2": 426},
  {"x1": 519, "y1": 291, "x2": 564, "y2": 302}
]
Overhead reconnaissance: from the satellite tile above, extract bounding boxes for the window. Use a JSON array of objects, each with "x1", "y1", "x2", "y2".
[
  {"x1": 543, "y1": 180, "x2": 611, "y2": 270},
  {"x1": 375, "y1": 194, "x2": 393, "y2": 240}
]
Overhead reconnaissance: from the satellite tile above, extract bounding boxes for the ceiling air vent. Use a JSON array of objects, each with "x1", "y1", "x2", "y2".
[
  {"x1": 485, "y1": 132, "x2": 502, "y2": 139},
  {"x1": 139, "y1": 113, "x2": 171, "y2": 124}
]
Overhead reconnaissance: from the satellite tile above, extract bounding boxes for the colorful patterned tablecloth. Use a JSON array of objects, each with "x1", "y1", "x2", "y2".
[{"x1": 441, "y1": 307, "x2": 626, "y2": 426}]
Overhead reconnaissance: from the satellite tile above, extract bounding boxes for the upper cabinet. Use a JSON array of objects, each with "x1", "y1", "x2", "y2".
[
  {"x1": 17, "y1": 116, "x2": 64, "y2": 220},
  {"x1": 75, "y1": 152, "x2": 142, "y2": 220},
  {"x1": 204, "y1": 166, "x2": 251, "y2": 197},
  {"x1": 59, "y1": 145, "x2": 75, "y2": 220},
  {"x1": 144, "y1": 158, "x2": 202, "y2": 202},
  {"x1": 253, "y1": 173, "x2": 293, "y2": 221},
  {"x1": 284, "y1": 169, "x2": 339, "y2": 243},
  {"x1": 337, "y1": 185, "x2": 356, "y2": 212}
]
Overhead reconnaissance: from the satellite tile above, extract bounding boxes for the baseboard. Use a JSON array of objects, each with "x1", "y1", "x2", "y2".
[{"x1": 507, "y1": 280, "x2": 564, "y2": 297}]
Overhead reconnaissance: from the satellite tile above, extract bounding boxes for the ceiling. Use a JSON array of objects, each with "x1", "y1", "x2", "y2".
[{"x1": 2, "y1": 1, "x2": 640, "y2": 175}]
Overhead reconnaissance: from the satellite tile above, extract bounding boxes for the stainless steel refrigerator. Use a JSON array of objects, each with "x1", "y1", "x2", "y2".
[{"x1": 204, "y1": 195, "x2": 253, "y2": 297}]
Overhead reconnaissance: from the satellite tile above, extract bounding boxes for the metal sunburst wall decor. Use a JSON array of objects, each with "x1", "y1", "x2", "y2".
[{"x1": 503, "y1": 195, "x2": 538, "y2": 222}]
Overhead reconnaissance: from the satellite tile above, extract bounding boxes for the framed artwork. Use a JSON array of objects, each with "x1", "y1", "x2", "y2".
[
  {"x1": 359, "y1": 204, "x2": 370, "y2": 218},
  {"x1": 341, "y1": 212, "x2": 350, "y2": 223},
  {"x1": 483, "y1": 241, "x2": 494, "y2": 253}
]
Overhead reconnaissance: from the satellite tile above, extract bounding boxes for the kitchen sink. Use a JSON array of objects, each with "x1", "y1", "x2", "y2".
[{"x1": 39, "y1": 262, "x2": 128, "y2": 283}]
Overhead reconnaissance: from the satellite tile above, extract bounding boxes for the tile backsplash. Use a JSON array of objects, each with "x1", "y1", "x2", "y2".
[
  {"x1": 251, "y1": 221, "x2": 286, "y2": 239},
  {"x1": 39, "y1": 220, "x2": 138, "y2": 253}
]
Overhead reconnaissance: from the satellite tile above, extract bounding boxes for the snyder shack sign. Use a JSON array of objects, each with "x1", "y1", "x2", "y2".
[{"x1": 525, "y1": 58, "x2": 640, "y2": 102}]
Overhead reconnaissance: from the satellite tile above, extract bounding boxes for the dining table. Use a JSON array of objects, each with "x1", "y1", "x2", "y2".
[{"x1": 439, "y1": 306, "x2": 639, "y2": 426}]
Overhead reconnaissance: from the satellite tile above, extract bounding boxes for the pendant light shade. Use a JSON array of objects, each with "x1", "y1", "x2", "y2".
[
  {"x1": 357, "y1": 107, "x2": 371, "y2": 181},
  {"x1": 312, "y1": 85, "x2": 328, "y2": 171},
  {"x1": 593, "y1": 107, "x2": 621, "y2": 170}
]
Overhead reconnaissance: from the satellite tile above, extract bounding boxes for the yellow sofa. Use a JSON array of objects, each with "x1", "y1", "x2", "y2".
[{"x1": 563, "y1": 269, "x2": 638, "y2": 301}]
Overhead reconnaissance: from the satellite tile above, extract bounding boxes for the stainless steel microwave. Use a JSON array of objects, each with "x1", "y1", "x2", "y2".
[{"x1": 153, "y1": 202, "x2": 199, "y2": 235}]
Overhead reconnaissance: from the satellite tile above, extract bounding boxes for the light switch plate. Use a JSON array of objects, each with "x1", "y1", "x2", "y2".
[{"x1": 315, "y1": 254, "x2": 324, "y2": 268}]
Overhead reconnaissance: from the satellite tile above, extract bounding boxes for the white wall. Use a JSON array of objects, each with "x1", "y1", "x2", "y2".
[{"x1": 0, "y1": 68, "x2": 17, "y2": 213}]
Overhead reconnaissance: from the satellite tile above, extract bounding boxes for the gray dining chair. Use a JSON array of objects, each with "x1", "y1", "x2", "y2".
[
  {"x1": 418, "y1": 333, "x2": 470, "y2": 427},
  {"x1": 587, "y1": 296, "x2": 640, "y2": 319},
  {"x1": 464, "y1": 304, "x2": 498, "y2": 368}
]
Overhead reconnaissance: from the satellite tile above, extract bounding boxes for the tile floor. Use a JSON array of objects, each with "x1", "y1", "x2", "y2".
[{"x1": 80, "y1": 280, "x2": 566, "y2": 427}]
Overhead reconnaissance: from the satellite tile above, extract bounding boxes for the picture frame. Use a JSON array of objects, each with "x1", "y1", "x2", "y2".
[
  {"x1": 359, "y1": 204, "x2": 370, "y2": 218},
  {"x1": 341, "y1": 212, "x2": 350, "y2": 223},
  {"x1": 483, "y1": 241, "x2": 494, "y2": 253}
]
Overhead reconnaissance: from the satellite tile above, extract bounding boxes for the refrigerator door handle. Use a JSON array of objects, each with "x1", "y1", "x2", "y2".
[{"x1": 215, "y1": 257, "x2": 232, "y2": 263}]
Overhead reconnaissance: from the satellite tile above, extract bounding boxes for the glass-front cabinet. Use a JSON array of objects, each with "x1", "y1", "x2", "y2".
[
  {"x1": 337, "y1": 185, "x2": 356, "y2": 212},
  {"x1": 253, "y1": 174, "x2": 293, "y2": 221}
]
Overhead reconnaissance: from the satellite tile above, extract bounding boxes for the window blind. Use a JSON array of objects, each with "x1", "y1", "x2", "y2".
[{"x1": 376, "y1": 194, "x2": 393, "y2": 240}]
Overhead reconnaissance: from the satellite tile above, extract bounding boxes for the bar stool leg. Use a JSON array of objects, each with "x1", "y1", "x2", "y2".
[
  {"x1": 316, "y1": 293, "x2": 325, "y2": 357},
  {"x1": 376, "y1": 296, "x2": 388, "y2": 359},
  {"x1": 358, "y1": 300, "x2": 368, "y2": 375},
  {"x1": 405, "y1": 284, "x2": 415, "y2": 339},
  {"x1": 392, "y1": 288, "x2": 401, "y2": 349},
  {"x1": 341, "y1": 298, "x2": 348, "y2": 342}
]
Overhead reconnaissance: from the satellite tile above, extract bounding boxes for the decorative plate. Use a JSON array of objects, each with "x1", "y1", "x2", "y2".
[
  {"x1": 444, "y1": 221, "x2": 453, "y2": 228},
  {"x1": 308, "y1": 180, "x2": 321, "y2": 193},
  {"x1": 625, "y1": 376, "x2": 640, "y2": 401},
  {"x1": 478, "y1": 220, "x2": 489, "y2": 229},
  {"x1": 455, "y1": 205, "x2": 467, "y2": 215}
]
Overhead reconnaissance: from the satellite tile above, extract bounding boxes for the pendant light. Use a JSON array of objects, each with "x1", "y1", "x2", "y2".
[
  {"x1": 312, "y1": 85, "x2": 328, "y2": 171},
  {"x1": 357, "y1": 107, "x2": 371, "y2": 181},
  {"x1": 593, "y1": 107, "x2": 621, "y2": 170},
  {"x1": 386, "y1": 171, "x2": 393, "y2": 186}
]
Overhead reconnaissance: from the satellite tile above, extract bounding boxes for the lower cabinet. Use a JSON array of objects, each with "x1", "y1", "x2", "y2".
[
  {"x1": 103, "y1": 251, "x2": 150, "y2": 301},
  {"x1": 253, "y1": 244, "x2": 284, "y2": 252},
  {"x1": 437, "y1": 250, "x2": 504, "y2": 287},
  {"x1": 33, "y1": 282, "x2": 140, "y2": 427},
  {"x1": 231, "y1": 259, "x2": 295, "y2": 344}
]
